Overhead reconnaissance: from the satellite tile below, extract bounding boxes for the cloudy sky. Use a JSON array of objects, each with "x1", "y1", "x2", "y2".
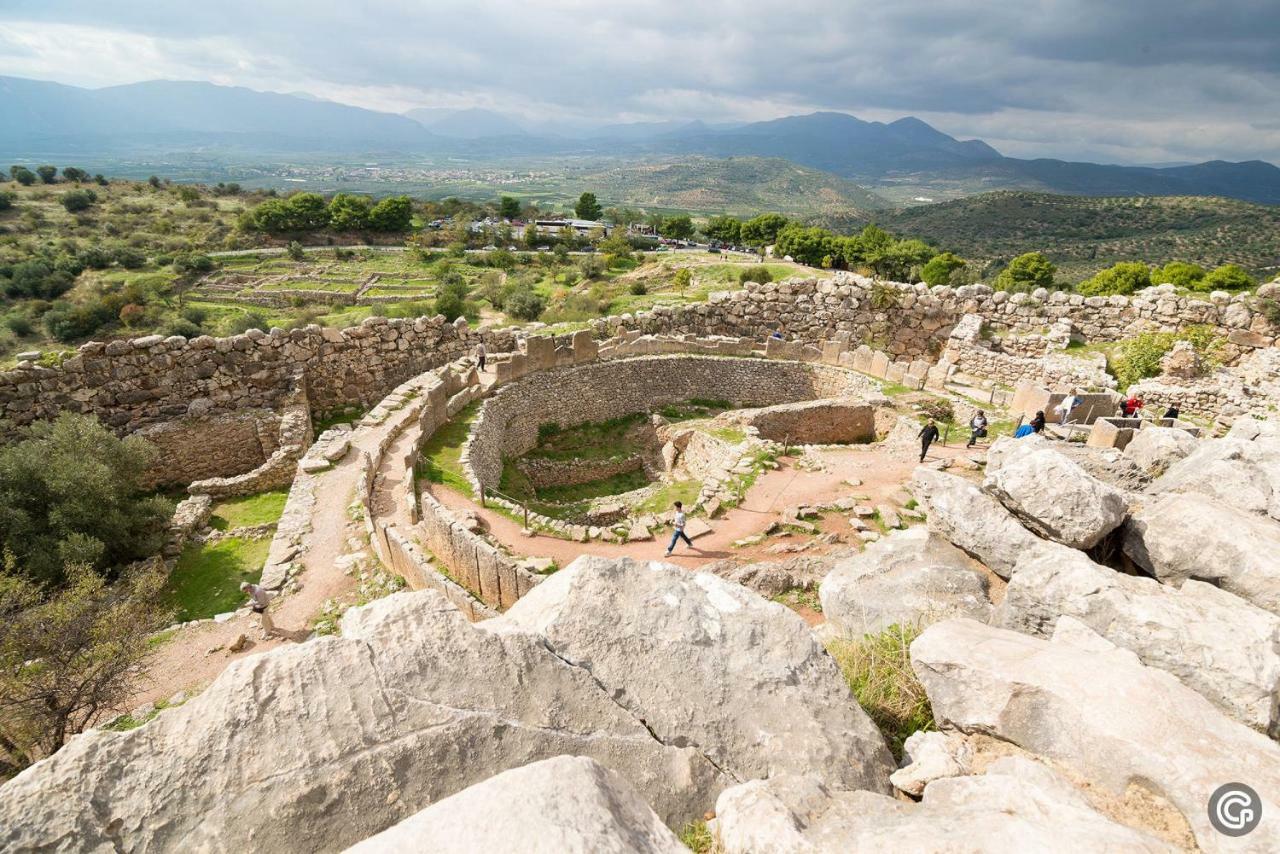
[{"x1": 1, "y1": 0, "x2": 1278, "y2": 165}]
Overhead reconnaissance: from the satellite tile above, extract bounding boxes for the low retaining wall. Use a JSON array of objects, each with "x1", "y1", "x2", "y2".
[
  {"x1": 517, "y1": 454, "x2": 645, "y2": 489},
  {"x1": 720, "y1": 398, "x2": 878, "y2": 445},
  {"x1": 464, "y1": 355, "x2": 876, "y2": 494},
  {"x1": 188, "y1": 383, "x2": 314, "y2": 498}
]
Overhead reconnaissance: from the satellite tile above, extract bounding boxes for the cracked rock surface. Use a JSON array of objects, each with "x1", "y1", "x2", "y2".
[
  {"x1": 0, "y1": 588, "x2": 724, "y2": 853},
  {"x1": 492, "y1": 555, "x2": 896, "y2": 792}
]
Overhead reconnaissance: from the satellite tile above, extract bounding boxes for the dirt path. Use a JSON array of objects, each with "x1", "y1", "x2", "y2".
[
  {"x1": 431, "y1": 439, "x2": 976, "y2": 569},
  {"x1": 126, "y1": 407, "x2": 419, "y2": 710}
]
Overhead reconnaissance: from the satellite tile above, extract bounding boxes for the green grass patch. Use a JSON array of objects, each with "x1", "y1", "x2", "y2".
[
  {"x1": 705, "y1": 425, "x2": 747, "y2": 444},
  {"x1": 773, "y1": 587, "x2": 822, "y2": 613},
  {"x1": 534, "y1": 468, "x2": 652, "y2": 504},
  {"x1": 208, "y1": 489, "x2": 288, "y2": 530},
  {"x1": 637, "y1": 479, "x2": 702, "y2": 516},
  {"x1": 163, "y1": 536, "x2": 271, "y2": 622},
  {"x1": 826, "y1": 623, "x2": 934, "y2": 758},
  {"x1": 418, "y1": 400, "x2": 481, "y2": 497},
  {"x1": 313, "y1": 405, "x2": 366, "y2": 434},
  {"x1": 679, "y1": 820, "x2": 714, "y2": 853}
]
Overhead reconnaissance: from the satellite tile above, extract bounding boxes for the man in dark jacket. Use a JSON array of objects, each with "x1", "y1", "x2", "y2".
[{"x1": 919, "y1": 419, "x2": 940, "y2": 463}]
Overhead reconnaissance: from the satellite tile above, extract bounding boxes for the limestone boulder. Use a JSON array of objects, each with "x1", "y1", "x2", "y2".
[
  {"x1": 889, "y1": 730, "x2": 972, "y2": 797},
  {"x1": 713, "y1": 757, "x2": 1174, "y2": 853},
  {"x1": 819, "y1": 527, "x2": 992, "y2": 637},
  {"x1": 1123, "y1": 491, "x2": 1280, "y2": 616},
  {"x1": 0, "y1": 589, "x2": 723, "y2": 853},
  {"x1": 1151, "y1": 435, "x2": 1280, "y2": 520},
  {"x1": 493, "y1": 556, "x2": 895, "y2": 792},
  {"x1": 1122, "y1": 426, "x2": 1198, "y2": 476},
  {"x1": 983, "y1": 446, "x2": 1128, "y2": 549},
  {"x1": 909, "y1": 468, "x2": 1043, "y2": 578},
  {"x1": 344, "y1": 756, "x2": 684, "y2": 854},
  {"x1": 911, "y1": 618, "x2": 1280, "y2": 853},
  {"x1": 995, "y1": 544, "x2": 1280, "y2": 732},
  {"x1": 703, "y1": 553, "x2": 842, "y2": 599}
]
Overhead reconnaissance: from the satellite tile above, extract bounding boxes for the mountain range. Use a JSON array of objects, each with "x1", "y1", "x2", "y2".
[{"x1": 3, "y1": 76, "x2": 1279, "y2": 205}]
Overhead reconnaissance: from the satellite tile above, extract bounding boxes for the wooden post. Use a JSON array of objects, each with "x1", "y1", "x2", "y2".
[
  {"x1": 523, "y1": 503, "x2": 529, "y2": 529},
  {"x1": 942, "y1": 424, "x2": 951, "y2": 447},
  {"x1": 479, "y1": 485, "x2": 486, "y2": 508}
]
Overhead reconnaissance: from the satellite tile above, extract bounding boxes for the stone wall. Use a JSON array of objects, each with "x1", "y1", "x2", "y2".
[
  {"x1": 134, "y1": 410, "x2": 281, "y2": 488},
  {"x1": 719, "y1": 398, "x2": 879, "y2": 445},
  {"x1": 5, "y1": 273, "x2": 1275, "y2": 485},
  {"x1": 463, "y1": 355, "x2": 876, "y2": 494},
  {"x1": 187, "y1": 387, "x2": 314, "y2": 498},
  {"x1": 517, "y1": 454, "x2": 645, "y2": 489},
  {"x1": 590, "y1": 276, "x2": 1278, "y2": 363},
  {"x1": 941, "y1": 314, "x2": 1115, "y2": 392},
  {"x1": 1129, "y1": 347, "x2": 1280, "y2": 427}
]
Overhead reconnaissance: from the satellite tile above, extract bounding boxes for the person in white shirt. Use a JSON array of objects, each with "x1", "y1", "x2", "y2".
[
  {"x1": 1055, "y1": 393, "x2": 1079, "y2": 425},
  {"x1": 475, "y1": 342, "x2": 487, "y2": 372},
  {"x1": 664, "y1": 501, "x2": 695, "y2": 557},
  {"x1": 966, "y1": 410, "x2": 988, "y2": 448},
  {"x1": 240, "y1": 581, "x2": 276, "y2": 637}
]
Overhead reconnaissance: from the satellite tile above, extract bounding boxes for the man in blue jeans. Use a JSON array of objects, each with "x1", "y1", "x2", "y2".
[{"x1": 665, "y1": 501, "x2": 695, "y2": 557}]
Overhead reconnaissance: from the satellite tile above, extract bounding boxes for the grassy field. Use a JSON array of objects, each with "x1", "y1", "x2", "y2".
[
  {"x1": 163, "y1": 536, "x2": 271, "y2": 622},
  {"x1": 208, "y1": 490, "x2": 289, "y2": 530},
  {"x1": 418, "y1": 400, "x2": 481, "y2": 496}
]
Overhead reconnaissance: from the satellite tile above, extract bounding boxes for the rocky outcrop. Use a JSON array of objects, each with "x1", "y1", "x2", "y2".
[
  {"x1": 0, "y1": 588, "x2": 725, "y2": 853},
  {"x1": 995, "y1": 544, "x2": 1280, "y2": 732},
  {"x1": 911, "y1": 618, "x2": 1280, "y2": 853},
  {"x1": 713, "y1": 757, "x2": 1174, "y2": 853},
  {"x1": 983, "y1": 446, "x2": 1128, "y2": 549},
  {"x1": 1150, "y1": 433, "x2": 1280, "y2": 521},
  {"x1": 493, "y1": 556, "x2": 895, "y2": 792},
  {"x1": 1124, "y1": 491, "x2": 1280, "y2": 616},
  {"x1": 910, "y1": 468, "x2": 1043, "y2": 578},
  {"x1": 703, "y1": 553, "x2": 841, "y2": 599},
  {"x1": 819, "y1": 528, "x2": 992, "y2": 637},
  {"x1": 1122, "y1": 426, "x2": 1198, "y2": 476},
  {"x1": 344, "y1": 756, "x2": 685, "y2": 854}
]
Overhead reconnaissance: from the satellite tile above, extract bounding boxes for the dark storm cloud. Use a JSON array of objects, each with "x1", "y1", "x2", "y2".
[{"x1": 0, "y1": 0, "x2": 1277, "y2": 163}]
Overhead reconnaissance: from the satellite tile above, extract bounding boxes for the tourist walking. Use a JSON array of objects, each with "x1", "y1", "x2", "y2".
[
  {"x1": 918, "y1": 419, "x2": 940, "y2": 463},
  {"x1": 664, "y1": 501, "x2": 695, "y2": 557},
  {"x1": 240, "y1": 581, "x2": 276, "y2": 637},
  {"x1": 475, "y1": 342, "x2": 487, "y2": 372},
  {"x1": 966, "y1": 410, "x2": 988, "y2": 448}
]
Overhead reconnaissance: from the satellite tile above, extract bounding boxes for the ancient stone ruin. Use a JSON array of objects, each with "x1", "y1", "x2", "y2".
[{"x1": 3, "y1": 271, "x2": 1280, "y2": 852}]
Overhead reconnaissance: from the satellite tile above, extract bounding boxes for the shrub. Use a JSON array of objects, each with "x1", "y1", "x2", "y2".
[
  {"x1": 164, "y1": 318, "x2": 202, "y2": 338},
  {"x1": 3, "y1": 313, "x2": 33, "y2": 337},
  {"x1": 628, "y1": 281, "x2": 648, "y2": 296},
  {"x1": 1110, "y1": 326, "x2": 1224, "y2": 388},
  {"x1": 920, "y1": 251, "x2": 966, "y2": 286},
  {"x1": 60, "y1": 189, "x2": 97, "y2": 213},
  {"x1": 0, "y1": 413, "x2": 174, "y2": 585},
  {"x1": 226, "y1": 311, "x2": 269, "y2": 335},
  {"x1": 869, "y1": 282, "x2": 900, "y2": 310},
  {"x1": 1077, "y1": 261, "x2": 1151, "y2": 296},
  {"x1": 502, "y1": 286, "x2": 546, "y2": 321},
  {"x1": 0, "y1": 559, "x2": 172, "y2": 779},
  {"x1": 0, "y1": 190, "x2": 15, "y2": 211},
  {"x1": 826, "y1": 624, "x2": 934, "y2": 758},
  {"x1": 1153, "y1": 261, "x2": 1206, "y2": 290},
  {"x1": 434, "y1": 289, "x2": 466, "y2": 321},
  {"x1": 113, "y1": 247, "x2": 147, "y2": 269},
  {"x1": 1199, "y1": 263, "x2": 1255, "y2": 292},
  {"x1": 994, "y1": 252, "x2": 1056, "y2": 293},
  {"x1": 286, "y1": 241, "x2": 305, "y2": 261},
  {"x1": 738, "y1": 265, "x2": 774, "y2": 284}
]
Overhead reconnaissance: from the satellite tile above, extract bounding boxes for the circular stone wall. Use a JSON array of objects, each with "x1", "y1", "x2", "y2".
[{"x1": 463, "y1": 354, "x2": 877, "y2": 492}]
